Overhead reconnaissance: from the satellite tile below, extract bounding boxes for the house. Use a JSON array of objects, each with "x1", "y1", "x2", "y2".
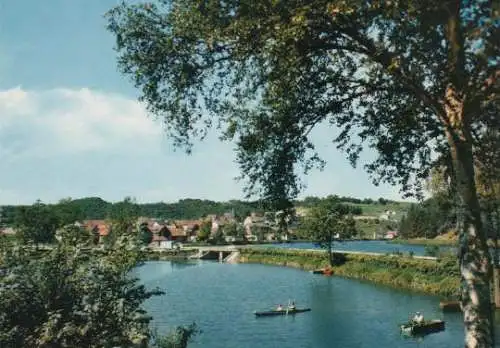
[
  {"x1": 210, "y1": 213, "x2": 237, "y2": 235},
  {"x1": 167, "y1": 220, "x2": 201, "y2": 242},
  {"x1": 82, "y1": 220, "x2": 110, "y2": 243},
  {"x1": 146, "y1": 221, "x2": 172, "y2": 240},
  {"x1": 243, "y1": 213, "x2": 268, "y2": 235},
  {"x1": 385, "y1": 230, "x2": 399, "y2": 240},
  {"x1": 379, "y1": 210, "x2": 397, "y2": 221},
  {"x1": 149, "y1": 235, "x2": 175, "y2": 249}
]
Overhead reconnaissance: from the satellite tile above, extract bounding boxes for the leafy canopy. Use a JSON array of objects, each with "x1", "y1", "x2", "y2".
[
  {"x1": 106, "y1": 1, "x2": 499, "y2": 203},
  {"x1": 1, "y1": 210, "x2": 199, "y2": 348},
  {"x1": 299, "y1": 198, "x2": 357, "y2": 242}
]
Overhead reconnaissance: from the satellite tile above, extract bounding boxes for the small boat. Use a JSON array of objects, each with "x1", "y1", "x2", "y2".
[
  {"x1": 400, "y1": 320, "x2": 445, "y2": 336},
  {"x1": 439, "y1": 300, "x2": 461, "y2": 312},
  {"x1": 311, "y1": 268, "x2": 333, "y2": 275},
  {"x1": 254, "y1": 308, "x2": 311, "y2": 317}
]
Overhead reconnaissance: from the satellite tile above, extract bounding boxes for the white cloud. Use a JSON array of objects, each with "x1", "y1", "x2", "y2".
[
  {"x1": 0, "y1": 87, "x2": 162, "y2": 158},
  {"x1": 0, "y1": 86, "x2": 405, "y2": 205}
]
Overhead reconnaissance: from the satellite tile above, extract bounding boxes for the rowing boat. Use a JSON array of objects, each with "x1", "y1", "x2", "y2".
[
  {"x1": 400, "y1": 320, "x2": 445, "y2": 336},
  {"x1": 254, "y1": 308, "x2": 311, "y2": 317}
]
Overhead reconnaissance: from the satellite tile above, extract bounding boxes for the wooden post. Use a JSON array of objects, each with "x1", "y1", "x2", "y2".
[{"x1": 493, "y1": 267, "x2": 500, "y2": 308}]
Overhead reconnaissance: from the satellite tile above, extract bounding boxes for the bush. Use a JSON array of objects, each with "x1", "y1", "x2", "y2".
[{"x1": 0, "y1": 233, "x2": 197, "y2": 347}]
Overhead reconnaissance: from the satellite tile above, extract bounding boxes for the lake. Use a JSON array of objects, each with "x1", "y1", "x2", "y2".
[{"x1": 138, "y1": 260, "x2": 500, "y2": 347}]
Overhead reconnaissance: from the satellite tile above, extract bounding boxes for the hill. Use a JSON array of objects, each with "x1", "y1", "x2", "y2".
[{"x1": 0, "y1": 196, "x2": 413, "y2": 231}]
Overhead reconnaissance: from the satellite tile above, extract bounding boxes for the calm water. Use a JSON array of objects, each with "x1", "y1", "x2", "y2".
[
  {"x1": 138, "y1": 260, "x2": 500, "y2": 347},
  {"x1": 258, "y1": 241, "x2": 455, "y2": 256}
]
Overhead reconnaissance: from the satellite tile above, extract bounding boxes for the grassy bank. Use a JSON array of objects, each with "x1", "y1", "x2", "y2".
[
  {"x1": 388, "y1": 238, "x2": 457, "y2": 247},
  {"x1": 239, "y1": 248, "x2": 460, "y2": 298}
]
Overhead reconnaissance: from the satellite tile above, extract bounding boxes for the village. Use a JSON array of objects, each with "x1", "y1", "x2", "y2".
[
  {"x1": 74, "y1": 207, "x2": 400, "y2": 249},
  {"x1": 82, "y1": 211, "x2": 298, "y2": 248},
  {"x1": 0, "y1": 203, "x2": 402, "y2": 248}
]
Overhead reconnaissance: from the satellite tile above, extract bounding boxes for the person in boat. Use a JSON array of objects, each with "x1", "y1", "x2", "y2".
[
  {"x1": 288, "y1": 302, "x2": 296, "y2": 311},
  {"x1": 412, "y1": 312, "x2": 424, "y2": 324},
  {"x1": 276, "y1": 304, "x2": 283, "y2": 311}
]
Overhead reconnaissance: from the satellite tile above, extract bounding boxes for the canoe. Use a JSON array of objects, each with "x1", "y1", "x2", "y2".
[
  {"x1": 400, "y1": 320, "x2": 445, "y2": 336},
  {"x1": 254, "y1": 308, "x2": 311, "y2": 317}
]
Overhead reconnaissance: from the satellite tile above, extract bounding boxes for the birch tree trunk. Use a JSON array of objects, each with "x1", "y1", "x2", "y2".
[
  {"x1": 443, "y1": 2, "x2": 494, "y2": 345},
  {"x1": 445, "y1": 92, "x2": 494, "y2": 348}
]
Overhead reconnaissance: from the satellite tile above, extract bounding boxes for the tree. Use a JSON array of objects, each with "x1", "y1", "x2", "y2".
[
  {"x1": 210, "y1": 228, "x2": 225, "y2": 245},
  {"x1": 54, "y1": 198, "x2": 85, "y2": 226},
  {"x1": 299, "y1": 198, "x2": 357, "y2": 266},
  {"x1": 138, "y1": 222, "x2": 153, "y2": 245},
  {"x1": 55, "y1": 224, "x2": 92, "y2": 246},
  {"x1": 108, "y1": 197, "x2": 140, "y2": 232},
  {"x1": 0, "y1": 229, "x2": 198, "y2": 347},
  {"x1": 107, "y1": 2, "x2": 499, "y2": 346},
  {"x1": 14, "y1": 200, "x2": 60, "y2": 246},
  {"x1": 196, "y1": 220, "x2": 212, "y2": 242}
]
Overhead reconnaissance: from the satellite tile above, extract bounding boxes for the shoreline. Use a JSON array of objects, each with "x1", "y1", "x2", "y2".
[
  {"x1": 387, "y1": 239, "x2": 457, "y2": 247},
  {"x1": 142, "y1": 247, "x2": 460, "y2": 298},
  {"x1": 237, "y1": 248, "x2": 460, "y2": 298}
]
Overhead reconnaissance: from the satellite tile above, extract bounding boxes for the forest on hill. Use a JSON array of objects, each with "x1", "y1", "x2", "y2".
[{"x1": 0, "y1": 195, "x2": 405, "y2": 226}]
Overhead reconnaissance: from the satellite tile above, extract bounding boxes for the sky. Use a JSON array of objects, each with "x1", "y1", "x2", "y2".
[{"x1": 0, "y1": 0, "x2": 407, "y2": 205}]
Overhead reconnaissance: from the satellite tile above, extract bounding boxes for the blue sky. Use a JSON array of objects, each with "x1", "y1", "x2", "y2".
[{"x1": 0, "y1": 0, "x2": 406, "y2": 205}]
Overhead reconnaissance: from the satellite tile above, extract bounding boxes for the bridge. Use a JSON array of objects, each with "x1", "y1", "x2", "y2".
[
  {"x1": 187, "y1": 245, "x2": 243, "y2": 263},
  {"x1": 184, "y1": 245, "x2": 438, "y2": 262}
]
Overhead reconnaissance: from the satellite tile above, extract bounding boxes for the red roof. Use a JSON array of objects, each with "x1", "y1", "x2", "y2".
[{"x1": 83, "y1": 220, "x2": 110, "y2": 237}]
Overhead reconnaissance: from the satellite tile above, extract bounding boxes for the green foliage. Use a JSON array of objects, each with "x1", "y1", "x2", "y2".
[
  {"x1": 55, "y1": 224, "x2": 93, "y2": 246},
  {"x1": 106, "y1": 0, "x2": 498, "y2": 201},
  {"x1": 399, "y1": 196, "x2": 456, "y2": 239},
  {"x1": 0, "y1": 233, "x2": 198, "y2": 348},
  {"x1": 109, "y1": 197, "x2": 140, "y2": 232},
  {"x1": 0, "y1": 235, "x2": 157, "y2": 347},
  {"x1": 424, "y1": 245, "x2": 440, "y2": 257},
  {"x1": 139, "y1": 223, "x2": 154, "y2": 245},
  {"x1": 2, "y1": 196, "x2": 407, "y2": 229},
  {"x1": 68, "y1": 197, "x2": 111, "y2": 220},
  {"x1": 105, "y1": 2, "x2": 497, "y2": 343},
  {"x1": 196, "y1": 220, "x2": 212, "y2": 242},
  {"x1": 2, "y1": 198, "x2": 266, "y2": 224},
  {"x1": 151, "y1": 324, "x2": 200, "y2": 348},
  {"x1": 222, "y1": 222, "x2": 245, "y2": 238},
  {"x1": 298, "y1": 197, "x2": 357, "y2": 265},
  {"x1": 209, "y1": 229, "x2": 225, "y2": 245},
  {"x1": 298, "y1": 195, "x2": 395, "y2": 208},
  {"x1": 53, "y1": 198, "x2": 85, "y2": 226},
  {"x1": 14, "y1": 200, "x2": 61, "y2": 245},
  {"x1": 240, "y1": 248, "x2": 460, "y2": 297}
]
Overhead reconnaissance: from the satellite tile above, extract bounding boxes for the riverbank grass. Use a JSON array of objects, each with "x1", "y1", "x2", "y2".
[{"x1": 239, "y1": 248, "x2": 460, "y2": 298}]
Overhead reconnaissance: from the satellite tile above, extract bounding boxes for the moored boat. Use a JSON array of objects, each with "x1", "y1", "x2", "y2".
[
  {"x1": 311, "y1": 268, "x2": 333, "y2": 275},
  {"x1": 400, "y1": 320, "x2": 445, "y2": 336},
  {"x1": 254, "y1": 308, "x2": 311, "y2": 317},
  {"x1": 439, "y1": 300, "x2": 461, "y2": 312}
]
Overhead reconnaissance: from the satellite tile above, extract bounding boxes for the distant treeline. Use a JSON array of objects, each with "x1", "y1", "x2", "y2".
[
  {"x1": 297, "y1": 195, "x2": 397, "y2": 207},
  {"x1": 0, "y1": 195, "x2": 397, "y2": 226}
]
